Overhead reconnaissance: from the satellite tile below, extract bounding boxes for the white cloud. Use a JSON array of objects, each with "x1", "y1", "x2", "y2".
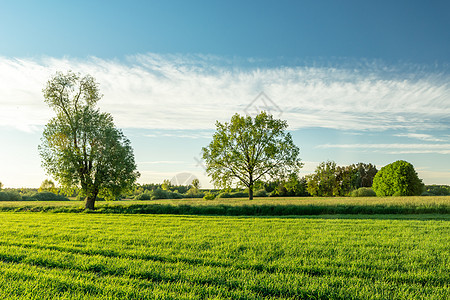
[
  {"x1": 0, "y1": 54, "x2": 449, "y2": 132},
  {"x1": 317, "y1": 143, "x2": 450, "y2": 154},
  {"x1": 394, "y1": 133, "x2": 446, "y2": 142}
]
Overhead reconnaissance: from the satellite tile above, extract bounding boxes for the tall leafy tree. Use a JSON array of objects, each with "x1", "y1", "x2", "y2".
[
  {"x1": 351, "y1": 163, "x2": 378, "y2": 188},
  {"x1": 372, "y1": 160, "x2": 424, "y2": 196},
  {"x1": 306, "y1": 161, "x2": 338, "y2": 197},
  {"x1": 191, "y1": 178, "x2": 200, "y2": 190},
  {"x1": 39, "y1": 71, "x2": 139, "y2": 209},
  {"x1": 202, "y1": 112, "x2": 302, "y2": 200}
]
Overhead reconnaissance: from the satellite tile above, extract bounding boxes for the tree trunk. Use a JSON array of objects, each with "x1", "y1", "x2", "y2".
[
  {"x1": 85, "y1": 193, "x2": 97, "y2": 210},
  {"x1": 249, "y1": 174, "x2": 254, "y2": 200},
  {"x1": 249, "y1": 185, "x2": 254, "y2": 200}
]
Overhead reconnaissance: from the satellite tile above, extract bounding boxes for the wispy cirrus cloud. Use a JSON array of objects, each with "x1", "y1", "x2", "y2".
[
  {"x1": 394, "y1": 133, "x2": 446, "y2": 142},
  {"x1": 317, "y1": 143, "x2": 450, "y2": 154},
  {"x1": 0, "y1": 54, "x2": 449, "y2": 132}
]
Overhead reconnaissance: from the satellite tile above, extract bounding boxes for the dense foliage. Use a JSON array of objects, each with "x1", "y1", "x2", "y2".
[
  {"x1": 422, "y1": 185, "x2": 450, "y2": 196},
  {"x1": 0, "y1": 190, "x2": 69, "y2": 201},
  {"x1": 132, "y1": 182, "x2": 205, "y2": 200},
  {"x1": 372, "y1": 160, "x2": 424, "y2": 196},
  {"x1": 306, "y1": 161, "x2": 378, "y2": 197},
  {"x1": 39, "y1": 72, "x2": 139, "y2": 209},
  {"x1": 38, "y1": 179, "x2": 58, "y2": 194},
  {"x1": 202, "y1": 112, "x2": 302, "y2": 199},
  {"x1": 0, "y1": 213, "x2": 447, "y2": 299},
  {"x1": 350, "y1": 187, "x2": 377, "y2": 197}
]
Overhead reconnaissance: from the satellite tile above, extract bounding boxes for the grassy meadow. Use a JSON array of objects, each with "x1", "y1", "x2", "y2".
[
  {"x1": 0, "y1": 196, "x2": 448, "y2": 299},
  {"x1": 0, "y1": 212, "x2": 448, "y2": 299},
  {"x1": 0, "y1": 195, "x2": 448, "y2": 215}
]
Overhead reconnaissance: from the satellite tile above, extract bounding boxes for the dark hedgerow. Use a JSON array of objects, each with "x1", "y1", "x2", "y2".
[
  {"x1": 350, "y1": 187, "x2": 377, "y2": 197},
  {"x1": 1, "y1": 202, "x2": 448, "y2": 215}
]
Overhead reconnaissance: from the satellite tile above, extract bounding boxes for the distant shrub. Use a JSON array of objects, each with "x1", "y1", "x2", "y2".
[
  {"x1": 254, "y1": 189, "x2": 268, "y2": 197},
  {"x1": 423, "y1": 185, "x2": 450, "y2": 196},
  {"x1": 135, "y1": 192, "x2": 151, "y2": 200},
  {"x1": 183, "y1": 187, "x2": 205, "y2": 198},
  {"x1": 217, "y1": 191, "x2": 248, "y2": 199},
  {"x1": 350, "y1": 187, "x2": 376, "y2": 197},
  {"x1": 150, "y1": 188, "x2": 183, "y2": 200},
  {"x1": 421, "y1": 191, "x2": 434, "y2": 197},
  {"x1": 0, "y1": 190, "x2": 22, "y2": 201},
  {"x1": 167, "y1": 191, "x2": 183, "y2": 199},
  {"x1": 203, "y1": 192, "x2": 216, "y2": 200},
  {"x1": 217, "y1": 192, "x2": 230, "y2": 198},
  {"x1": 29, "y1": 192, "x2": 69, "y2": 201}
]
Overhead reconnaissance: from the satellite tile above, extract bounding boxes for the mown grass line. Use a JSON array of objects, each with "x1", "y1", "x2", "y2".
[
  {"x1": 3, "y1": 238, "x2": 446, "y2": 288},
  {"x1": 0, "y1": 246, "x2": 444, "y2": 299},
  {"x1": 0, "y1": 246, "x2": 354, "y2": 299},
  {"x1": 0, "y1": 260, "x2": 251, "y2": 300}
]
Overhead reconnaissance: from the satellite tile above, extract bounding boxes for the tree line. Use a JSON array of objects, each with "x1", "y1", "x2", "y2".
[{"x1": 3, "y1": 71, "x2": 441, "y2": 209}]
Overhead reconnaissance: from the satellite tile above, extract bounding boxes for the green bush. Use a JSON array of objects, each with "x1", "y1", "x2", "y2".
[
  {"x1": 217, "y1": 191, "x2": 248, "y2": 198},
  {"x1": 203, "y1": 192, "x2": 216, "y2": 200},
  {"x1": 350, "y1": 187, "x2": 376, "y2": 197},
  {"x1": 1, "y1": 191, "x2": 68, "y2": 201},
  {"x1": 423, "y1": 185, "x2": 450, "y2": 196},
  {"x1": 29, "y1": 192, "x2": 69, "y2": 201},
  {"x1": 0, "y1": 190, "x2": 22, "y2": 201},
  {"x1": 217, "y1": 192, "x2": 230, "y2": 198},
  {"x1": 135, "y1": 192, "x2": 151, "y2": 200},
  {"x1": 150, "y1": 188, "x2": 183, "y2": 200},
  {"x1": 150, "y1": 189, "x2": 168, "y2": 200},
  {"x1": 183, "y1": 187, "x2": 205, "y2": 198},
  {"x1": 254, "y1": 189, "x2": 268, "y2": 197},
  {"x1": 372, "y1": 160, "x2": 424, "y2": 197},
  {"x1": 421, "y1": 191, "x2": 434, "y2": 196}
]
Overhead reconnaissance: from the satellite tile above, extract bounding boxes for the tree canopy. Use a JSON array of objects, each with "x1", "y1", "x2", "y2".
[
  {"x1": 202, "y1": 112, "x2": 302, "y2": 200},
  {"x1": 38, "y1": 179, "x2": 58, "y2": 194},
  {"x1": 372, "y1": 160, "x2": 424, "y2": 196},
  {"x1": 306, "y1": 161, "x2": 378, "y2": 197},
  {"x1": 39, "y1": 71, "x2": 139, "y2": 209}
]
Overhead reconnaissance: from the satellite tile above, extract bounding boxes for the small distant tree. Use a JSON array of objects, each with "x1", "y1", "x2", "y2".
[
  {"x1": 202, "y1": 112, "x2": 302, "y2": 200},
  {"x1": 38, "y1": 179, "x2": 58, "y2": 194},
  {"x1": 306, "y1": 161, "x2": 338, "y2": 197},
  {"x1": 351, "y1": 163, "x2": 378, "y2": 188},
  {"x1": 161, "y1": 179, "x2": 172, "y2": 191},
  {"x1": 39, "y1": 71, "x2": 140, "y2": 209},
  {"x1": 191, "y1": 178, "x2": 200, "y2": 190},
  {"x1": 0, "y1": 181, "x2": 3, "y2": 191},
  {"x1": 372, "y1": 160, "x2": 424, "y2": 196}
]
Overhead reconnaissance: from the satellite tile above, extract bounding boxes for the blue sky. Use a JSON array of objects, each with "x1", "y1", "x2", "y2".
[{"x1": 1, "y1": 0, "x2": 449, "y2": 188}]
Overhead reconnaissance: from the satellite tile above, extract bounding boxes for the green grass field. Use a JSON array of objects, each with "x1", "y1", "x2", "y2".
[
  {"x1": 0, "y1": 195, "x2": 449, "y2": 215},
  {"x1": 0, "y1": 212, "x2": 448, "y2": 299}
]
